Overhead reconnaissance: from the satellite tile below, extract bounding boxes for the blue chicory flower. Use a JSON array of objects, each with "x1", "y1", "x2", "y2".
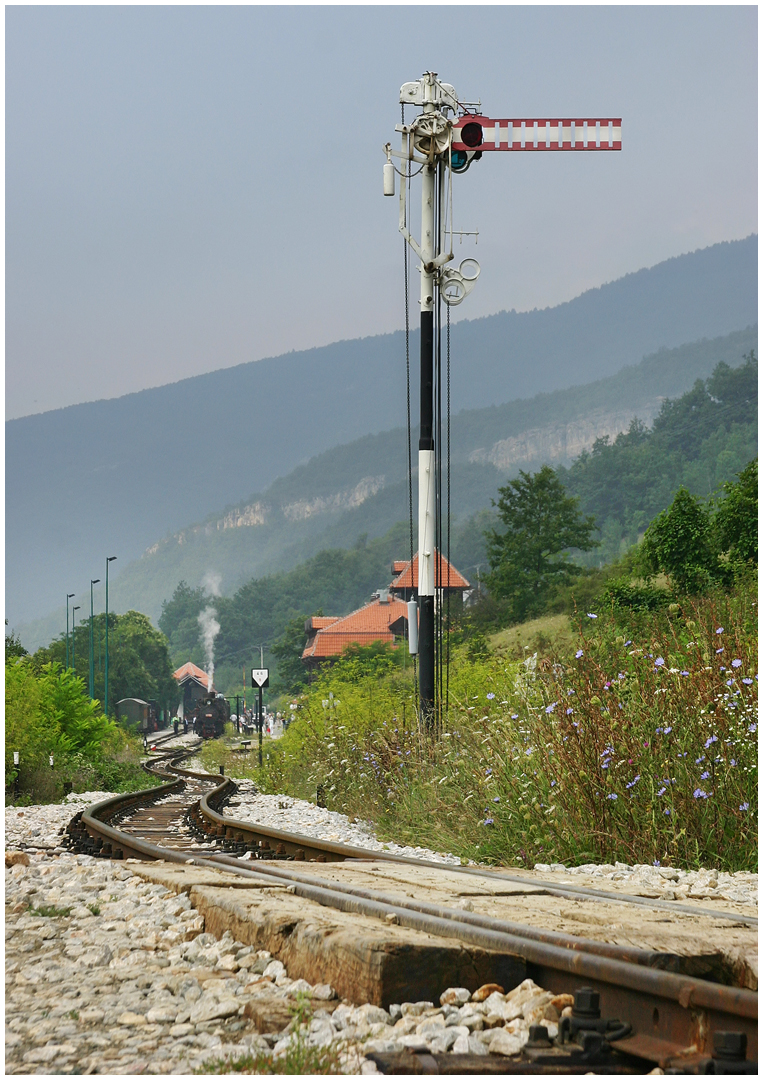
[
  {"x1": 654, "y1": 657, "x2": 665, "y2": 667},
  {"x1": 742, "y1": 678, "x2": 753, "y2": 685},
  {"x1": 657, "y1": 787, "x2": 667, "y2": 797},
  {"x1": 705, "y1": 735, "x2": 718, "y2": 747},
  {"x1": 732, "y1": 659, "x2": 742, "y2": 668},
  {"x1": 716, "y1": 627, "x2": 724, "y2": 634},
  {"x1": 566, "y1": 707, "x2": 573, "y2": 715},
  {"x1": 575, "y1": 650, "x2": 584, "y2": 658},
  {"x1": 606, "y1": 793, "x2": 617, "y2": 800},
  {"x1": 487, "y1": 692, "x2": 495, "y2": 700},
  {"x1": 740, "y1": 802, "x2": 749, "y2": 812},
  {"x1": 700, "y1": 771, "x2": 710, "y2": 780},
  {"x1": 586, "y1": 613, "x2": 597, "y2": 619},
  {"x1": 545, "y1": 702, "x2": 557, "y2": 714}
]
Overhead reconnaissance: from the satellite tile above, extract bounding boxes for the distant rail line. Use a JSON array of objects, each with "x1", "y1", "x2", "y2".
[{"x1": 63, "y1": 738, "x2": 757, "y2": 1074}]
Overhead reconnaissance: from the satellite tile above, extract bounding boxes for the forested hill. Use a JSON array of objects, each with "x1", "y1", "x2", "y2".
[
  {"x1": 155, "y1": 354, "x2": 757, "y2": 695},
  {"x1": 563, "y1": 350, "x2": 757, "y2": 564},
  {"x1": 7, "y1": 235, "x2": 757, "y2": 625}
]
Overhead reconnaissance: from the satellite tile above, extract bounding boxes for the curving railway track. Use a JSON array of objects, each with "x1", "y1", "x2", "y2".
[{"x1": 63, "y1": 739, "x2": 757, "y2": 1074}]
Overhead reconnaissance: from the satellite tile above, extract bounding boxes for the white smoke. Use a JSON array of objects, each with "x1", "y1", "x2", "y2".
[{"x1": 198, "y1": 605, "x2": 221, "y2": 691}]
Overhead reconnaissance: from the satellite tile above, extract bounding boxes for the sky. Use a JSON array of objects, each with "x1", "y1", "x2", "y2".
[{"x1": 6, "y1": 5, "x2": 758, "y2": 420}]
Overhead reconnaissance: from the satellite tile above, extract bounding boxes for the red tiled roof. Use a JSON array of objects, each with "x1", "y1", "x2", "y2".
[
  {"x1": 307, "y1": 617, "x2": 340, "y2": 630},
  {"x1": 392, "y1": 560, "x2": 408, "y2": 574},
  {"x1": 173, "y1": 661, "x2": 211, "y2": 687},
  {"x1": 390, "y1": 551, "x2": 470, "y2": 590},
  {"x1": 302, "y1": 597, "x2": 409, "y2": 660}
]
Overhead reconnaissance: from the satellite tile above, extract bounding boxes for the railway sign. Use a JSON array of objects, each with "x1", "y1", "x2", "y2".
[
  {"x1": 251, "y1": 668, "x2": 269, "y2": 688},
  {"x1": 385, "y1": 73, "x2": 621, "y2": 728}
]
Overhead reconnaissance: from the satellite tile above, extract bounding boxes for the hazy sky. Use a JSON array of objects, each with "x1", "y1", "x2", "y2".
[{"x1": 6, "y1": 5, "x2": 757, "y2": 419}]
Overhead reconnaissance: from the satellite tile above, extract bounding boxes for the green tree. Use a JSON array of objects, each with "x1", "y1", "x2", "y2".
[
  {"x1": 271, "y1": 613, "x2": 313, "y2": 695},
  {"x1": 714, "y1": 458, "x2": 757, "y2": 566},
  {"x1": 33, "y1": 611, "x2": 176, "y2": 715},
  {"x1": 158, "y1": 581, "x2": 207, "y2": 666},
  {"x1": 5, "y1": 622, "x2": 27, "y2": 662},
  {"x1": 641, "y1": 487, "x2": 722, "y2": 594},
  {"x1": 485, "y1": 465, "x2": 598, "y2": 622}
]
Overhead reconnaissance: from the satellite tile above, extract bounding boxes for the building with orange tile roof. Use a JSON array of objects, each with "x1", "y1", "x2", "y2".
[
  {"x1": 173, "y1": 661, "x2": 212, "y2": 714},
  {"x1": 302, "y1": 593, "x2": 409, "y2": 672},
  {"x1": 389, "y1": 551, "x2": 470, "y2": 601},
  {"x1": 300, "y1": 552, "x2": 469, "y2": 672}
]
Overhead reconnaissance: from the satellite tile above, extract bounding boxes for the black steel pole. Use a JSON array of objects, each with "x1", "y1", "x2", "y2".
[{"x1": 419, "y1": 307, "x2": 435, "y2": 728}]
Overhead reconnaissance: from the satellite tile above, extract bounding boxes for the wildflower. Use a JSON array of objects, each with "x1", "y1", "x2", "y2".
[
  {"x1": 681, "y1": 671, "x2": 690, "y2": 676},
  {"x1": 704, "y1": 735, "x2": 718, "y2": 747},
  {"x1": 487, "y1": 692, "x2": 495, "y2": 700},
  {"x1": 657, "y1": 786, "x2": 667, "y2": 796},
  {"x1": 731, "y1": 759, "x2": 737, "y2": 766},
  {"x1": 655, "y1": 657, "x2": 665, "y2": 667},
  {"x1": 653, "y1": 859, "x2": 660, "y2": 867},
  {"x1": 566, "y1": 707, "x2": 573, "y2": 715},
  {"x1": 483, "y1": 818, "x2": 494, "y2": 826},
  {"x1": 493, "y1": 796, "x2": 500, "y2": 802},
  {"x1": 572, "y1": 721, "x2": 579, "y2": 728},
  {"x1": 624, "y1": 640, "x2": 632, "y2": 647},
  {"x1": 693, "y1": 789, "x2": 709, "y2": 799},
  {"x1": 524, "y1": 748, "x2": 532, "y2": 757},
  {"x1": 743, "y1": 678, "x2": 753, "y2": 685},
  {"x1": 664, "y1": 808, "x2": 671, "y2": 815},
  {"x1": 732, "y1": 659, "x2": 742, "y2": 668},
  {"x1": 550, "y1": 780, "x2": 556, "y2": 787},
  {"x1": 606, "y1": 793, "x2": 617, "y2": 800},
  {"x1": 545, "y1": 702, "x2": 557, "y2": 714},
  {"x1": 748, "y1": 723, "x2": 756, "y2": 733},
  {"x1": 575, "y1": 650, "x2": 584, "y2": 658},
  {"x1": 740, "y1": 802, "x2": 750, "y2": 812},
  {"x1": 601, "y1": 760, "x2": 611, "y2": 769},
  {"x1": 511, "y1": 714, "x2": 519, "y2": 720},
  {"x1": 716, "y1": 647, "x2": 724, "y2": 654},
  {"x1": 696, "y1": 756, "x2": 705, "y2": 764},
  {"x1": 700, "y1": 771, "x2": 710, "y2": 780},
  {"x1": 663, "y1": 726, "x2": 672, "y2": 735},
  {"x1": 716, "y1": 627, "x2": 723, "y2": 635},
  {"x1": 485, "y1": 768, "x2": 492, "y2": 776},
  {"x1": 586, "y1": 613, "x2": 597, "y2": 619},
  {"x1": 625, "y1": 775, "x2": 640, "y2": 789}
]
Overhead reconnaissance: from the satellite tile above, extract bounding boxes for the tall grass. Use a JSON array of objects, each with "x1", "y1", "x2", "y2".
[{"x1": 250, "y1": 588, "x2": 757, "y2": 872}]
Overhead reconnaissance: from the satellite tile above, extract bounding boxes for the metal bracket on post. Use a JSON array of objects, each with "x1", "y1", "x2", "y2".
[{"x1": 440, "y1": 258, "x2": 480, "y2": 306}]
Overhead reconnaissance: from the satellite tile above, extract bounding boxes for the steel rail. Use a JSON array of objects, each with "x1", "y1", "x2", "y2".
[
  {"x1": 73, "y1": 760, "x2": 757, "y2": 1068},
  {"x1": 196, "y1": 784, "x2": 757, "y2": 928}
]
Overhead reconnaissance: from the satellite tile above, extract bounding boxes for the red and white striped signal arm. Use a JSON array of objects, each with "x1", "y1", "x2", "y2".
[{"x1": 452, "y1": 116, "x2": 622, "y2": 152}]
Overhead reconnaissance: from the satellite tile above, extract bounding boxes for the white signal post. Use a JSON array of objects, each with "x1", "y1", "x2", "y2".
[{"x1": 385, "y1": 73, "x2": 621, "y2": 729}]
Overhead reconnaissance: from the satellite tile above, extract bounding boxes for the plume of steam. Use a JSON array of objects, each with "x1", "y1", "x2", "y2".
[
  {"x1": 202, "y1": 570, "x2": 222, "y2": 598},
  {"x1": 198, "y1": 605, "x2": 220, "y2": 691}
]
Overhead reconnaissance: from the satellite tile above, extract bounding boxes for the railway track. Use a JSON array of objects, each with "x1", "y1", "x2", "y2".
[{"x1": 63, "y1": 742, "x2": 757, "y2": 1074}]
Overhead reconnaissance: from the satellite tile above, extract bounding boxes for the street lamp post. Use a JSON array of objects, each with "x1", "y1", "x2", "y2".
[
  {"x1": 89, "y1": 579, "x2": 100, "y2": 700},
  {"x1": 104, "y1": 557, "x2": 117, "y2": 716},
  {"x1": 65, "y1": 593, "x2": 75, "y2": 670},
  {"x1": 72, "y1": 607, "x2": 80, "y2": 674}
]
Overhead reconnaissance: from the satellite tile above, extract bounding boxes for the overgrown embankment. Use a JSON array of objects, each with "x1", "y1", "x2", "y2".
[
  {"x1": 5, "y1": 658, "x2": 154, "y2": 803},
  {"x1": 233, "y1": 587, "x2": 756, "y2": 873}
]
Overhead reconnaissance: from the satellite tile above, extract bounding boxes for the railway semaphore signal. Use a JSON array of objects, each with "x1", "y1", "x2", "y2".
[{"x1": 385, "y1": 72, "x2": 621, "y2": 728}]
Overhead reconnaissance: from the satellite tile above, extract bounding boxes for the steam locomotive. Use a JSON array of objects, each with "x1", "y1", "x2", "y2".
[{"x1": 190, "y1": 692, "x2": 231, "y2": 740}]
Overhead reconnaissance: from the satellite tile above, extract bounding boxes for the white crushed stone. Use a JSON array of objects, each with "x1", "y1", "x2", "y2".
[
  {"x1": 4, "y1": 832, "x2": 558, "y2": 1075},
  {"x1": 5, "y1": 792, "x2": 122, "y2": 853},
  {"x1": 225, "y1": 783, "x2": 463, "y2": 866},
  {"x1": 532, "y1": 861, "x2": 757, "y2": 907}
]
